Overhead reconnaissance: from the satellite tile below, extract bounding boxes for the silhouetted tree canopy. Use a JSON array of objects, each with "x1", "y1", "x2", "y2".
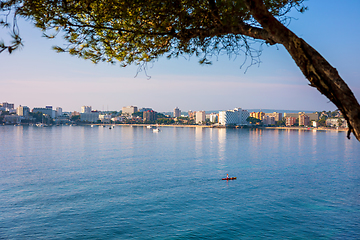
[{"x1": 1, "y1": 0, "x2": 360, "y2": 141}]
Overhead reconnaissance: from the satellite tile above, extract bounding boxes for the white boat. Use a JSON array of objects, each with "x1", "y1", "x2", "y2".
[
  {"x1": 153, "y1": 128, "x2": 160, "y2": 132},
  {"x1": 91, "y1": 125, "x2": 94, "y2": 127},
  {"x1": 147, "y1": 125, "x2": 153, "y2": 129}
]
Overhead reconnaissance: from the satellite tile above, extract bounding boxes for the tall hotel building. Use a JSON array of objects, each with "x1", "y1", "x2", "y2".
[
  {"x1": 174, "y1": 107, "x2": 181, "y2": 118},
  {"x1": 196, "y1": 111, "x2": 206, "y2": 124},
  {"x1": 219, "y1": 108, "x2": 249, "y2": 126}
]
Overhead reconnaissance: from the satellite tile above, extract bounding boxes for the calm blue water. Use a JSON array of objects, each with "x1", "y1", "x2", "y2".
[{"x1": 1, "y1": 125, "x2": 359, "y2": 239}]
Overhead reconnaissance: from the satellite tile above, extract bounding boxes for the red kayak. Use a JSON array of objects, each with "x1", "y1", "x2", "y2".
[{"x1": 222, "y1": 177, "x2": 237, "y2": 180}]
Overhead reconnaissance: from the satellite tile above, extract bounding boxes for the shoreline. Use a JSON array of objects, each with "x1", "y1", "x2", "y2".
[
  {"x1": 81, "y1": 123, "x2": 349, "y2": 132},
  {"x1": 10, "y1": 123, "x2": 349, "y2": 132}
]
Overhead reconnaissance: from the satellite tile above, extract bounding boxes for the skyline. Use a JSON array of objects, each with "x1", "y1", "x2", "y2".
[{"x1": 1, "y1": 1, "x2": 359, "y2": 112}]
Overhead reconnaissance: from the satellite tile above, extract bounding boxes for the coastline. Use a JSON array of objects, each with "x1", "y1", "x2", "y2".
[
  {"x1": 263, "y1": 126, "x2": 349, "y2": 132},
  {"x1": 12, "y1": 122, "x2": 348, "y2": 133},
  {"x1": 83, "y1": 123, "x2": 349, "y2": 132}
]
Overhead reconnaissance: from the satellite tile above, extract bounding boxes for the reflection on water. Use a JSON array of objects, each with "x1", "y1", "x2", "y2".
[
  {"x1": 1, "y1": 125, "x2": 360, "y2": 239},
  {"x1": 217, "y1": 128, "x2": 226, "y2": 161}
]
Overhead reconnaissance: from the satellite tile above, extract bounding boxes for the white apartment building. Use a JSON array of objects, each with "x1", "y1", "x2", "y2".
[
  {"x1": 81, "y1": 106, "x2": 92, "y2": 113},
  {"x1": 99, "y1": 114, "x2": 112, "y2": 123},
  {"x1": 16, "y1": 105, "x2": 30, "y2": 117},
  {"x1": 208, "y1": 113, "x2": 218, "y2": 123},
  {"x1": 219, "y1": 108, "x2": 249, "y2": 126},
  {"x1": 122, "y1": 106, "x2": 138, "y2": 115},
  {"x1": 326, "y1": 118, "x2": 348, "y2": 128},
  {"x1": 196, "y1": 111, "x2": 206, "y2": 124}
]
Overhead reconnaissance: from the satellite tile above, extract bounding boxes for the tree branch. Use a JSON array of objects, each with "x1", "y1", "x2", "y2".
[{"x1": 245, "y1": 0, "x2": 360, "y2": 141}]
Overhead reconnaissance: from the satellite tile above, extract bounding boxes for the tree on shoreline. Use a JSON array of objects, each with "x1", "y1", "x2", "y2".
[{"x1": 1, "y1": 0, "x2": 360, "y2": 141}]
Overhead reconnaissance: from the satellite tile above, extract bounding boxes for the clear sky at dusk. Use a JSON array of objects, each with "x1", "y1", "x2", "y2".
[{"x1": 1, "y1": 0, "x2": 359, "y2": 113}]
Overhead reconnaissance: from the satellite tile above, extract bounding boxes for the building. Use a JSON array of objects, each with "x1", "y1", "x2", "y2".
[
  {"x1": 313, "y1": 121, "x2": 319, "y2": 127},
  {"x1": 111, "y1": 116, "x2": 124, "y2": 122},
  {"x1": 299, "y1": 114, "x2": 310, "y2": 126},
  {"x1": 143, "y1": 110, "x2": 157, "y2": 122},
  {"x1": 208, "y1": 113, "x2": 218, "y2": 123},
  {"x1": 16, "y1": 105, "x2": 30, "y2": 117},
  {"x1": 99, "y1": 114, "x2": 112, "y2": 123},
  {"x1": 284, "y1": 112, "x2": 319, "y2": 121},
  {"x1": 188, "y1": 110, "x2": 195, "y2": 120},
  {"x1": 219, "y1": 108, "x2": 249, "y2": 126},
  {"x1": 55, "y1": 114, "x2": 71, "y2": 124},
  {"x1": 264, "y1": 112, "x2": 283, "y2": 122},
  {"x1": 196, "y1": 111, "x2": 206, "y2": 124},
  {"x1": 122, "y1": 106, "x2": 138, "y2": 115},
  {"x1": 326, "y1": 118, "x2": 348, "y2": 128},
  {"x1": 262, "y1": 115, "x2": 275, "y2": 125},
  {"x1": 174, "y1": 107, "x2": 181, "y2": 118},
  {"x1": 80, "y1": 111, "x2": 100, "y2": 122},
  {"x1": 55, "y1": 107, "x2": 63, "y2": 117},
  {"x1": 1, "y1": 102, "x2": 14, "y2": 110},
  {"x1": 32, "y1": 106, "x2": 56, "y2": 118},
  {"x1": 81, "y1": 106, "x2": 92, "y2": 113},
  {"x1": 250, "y1": 111, "x2": 265, "y2": 120},
  {"x1": 286, "y1": 117, "x2": 297, "y2": 126}
]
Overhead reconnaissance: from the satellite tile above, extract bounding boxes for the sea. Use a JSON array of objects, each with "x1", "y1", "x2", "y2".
[{"x1": 1, "y1": 125, "x2": 359, "y2": 239}]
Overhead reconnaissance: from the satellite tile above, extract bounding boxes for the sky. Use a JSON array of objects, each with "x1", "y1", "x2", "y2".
[{"x1": 1, "y1": 0, "x2": 360, "y2": 113}]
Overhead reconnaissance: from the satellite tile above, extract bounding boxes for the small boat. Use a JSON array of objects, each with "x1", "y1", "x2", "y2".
[
  {"x1": 222, "y1": 177, "x2": 237, "y2": 180},
  {"x1": 153, "y1": 128, "x2": 160, "y2": 132}
]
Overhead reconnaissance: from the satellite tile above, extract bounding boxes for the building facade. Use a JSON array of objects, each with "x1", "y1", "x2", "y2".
[
  {"x1": 284, "y1": 112, "x2": 319, "y2": 121},
  {"x1": 219, "y1": 108, "x2": 249, "y2": 126},
  {"x1": 16, "y1": 105, "x2": 30, "y2": 117},
  {"x1": 122, "y1": 106, "x2": 138, "y2": 115},
  {"x1": 264, "y1": 112, "x2": 283, "y2": 122},
  {"x1": 188, "y1": 111, "x2": 195, "y2": 120},
  {"x1": 55, "y1": 107, "x2": 63, "y2": 117},
  {"x1": 99, "y1": 114, "x2": 112, "y2": 123},
  {"x1": 196, "y1": 111, "x2": 206, "y2": 124},
  {"x1": 81, "y1": 106, "x2": 92, "y2": 113},
  {"x1": 250, "y1": 111, "x2": 265, "y2": 120},
  {"x1": 208, "y1": 113, "x2": 218, "y2": 123},
  {"x1": 80, "y1": 112, "x2": 100, "y2": 122},
  {"x1": 326, "y1": 118, "x2": 348, "y2": 128},
  {"x1": 32, "y1": 107, "x2": 56, "y2": 118},
  {"x1": 174, "y1": 107, "x2": 181, "y2": 118},
  {"x1": 1, "y1": 102, "x2": 14, "y2": 110},
  {"x1": 286, "y1": 117, "x2": 297, "y2": 126},
  {"x1": 299, "y1": 114, "x2": 310, "y2": 126},
  {"x1": 262, "y1": 115, "x2": 275, "y2": 125},
  {"x1": 143, "y1": 110, "x2": 157, "y2": 122}
]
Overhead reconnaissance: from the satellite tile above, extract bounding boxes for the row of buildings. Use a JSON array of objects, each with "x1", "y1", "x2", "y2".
[{"x1": 1, "y1": 101, "x2": 347, "y2": 128}]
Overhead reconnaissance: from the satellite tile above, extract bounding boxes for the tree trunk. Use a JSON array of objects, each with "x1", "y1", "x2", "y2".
[{"x1": 245, "y1": 0, "x2": 360, "y2": 141}]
